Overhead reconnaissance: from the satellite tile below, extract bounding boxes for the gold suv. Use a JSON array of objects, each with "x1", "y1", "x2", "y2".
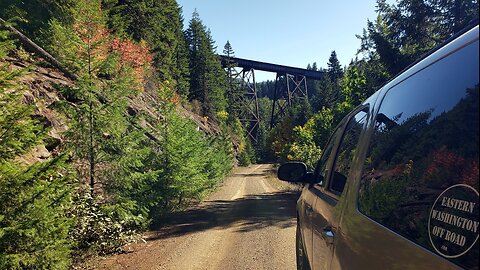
[{"x1": 278, "y1": 24, "x2": 479, "y2": 270}]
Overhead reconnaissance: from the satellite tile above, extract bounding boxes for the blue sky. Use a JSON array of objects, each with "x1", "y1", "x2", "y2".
[{"x1": 177, "y1": 0, "x2": 383, "y2": 81}]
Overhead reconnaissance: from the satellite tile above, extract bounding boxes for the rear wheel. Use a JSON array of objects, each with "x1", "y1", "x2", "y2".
[{"x1": 296, "y1": 224, "x2": 310, "y2": 270}]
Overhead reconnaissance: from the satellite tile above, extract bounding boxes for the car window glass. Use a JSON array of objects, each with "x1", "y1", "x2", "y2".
[
  {"x1": 329, "y1": 110, "x2": 368, "y2": 194},
  {"x1": 314, "y1": 127, "x2": 342, "y2": 186},
  {"x1": 358, "y1": 40, "x2": 479, "y2": 269}
]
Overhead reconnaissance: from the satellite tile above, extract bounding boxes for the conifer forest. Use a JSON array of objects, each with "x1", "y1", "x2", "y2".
[{"x1": 0, "y1": 0, "x2": 477, "y2": 268}]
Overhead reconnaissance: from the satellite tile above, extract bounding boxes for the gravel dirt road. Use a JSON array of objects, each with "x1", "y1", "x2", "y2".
[{"x1": 92, "y1": 164, "x2": 300, "y2": 270}]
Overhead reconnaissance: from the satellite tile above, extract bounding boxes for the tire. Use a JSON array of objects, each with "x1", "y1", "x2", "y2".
[{"x1": 296, "y1": 224, "x2": 311, "y2": 270}]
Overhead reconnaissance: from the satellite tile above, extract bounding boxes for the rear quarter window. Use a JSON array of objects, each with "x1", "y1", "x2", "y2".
[{"x1": 358, "y1": 40, "x2": 479, "y2": 269}]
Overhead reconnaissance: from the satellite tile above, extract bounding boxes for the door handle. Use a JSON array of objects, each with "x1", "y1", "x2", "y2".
[{"x1": 321, "y1": 227, "x2": 335, "y2": 245}]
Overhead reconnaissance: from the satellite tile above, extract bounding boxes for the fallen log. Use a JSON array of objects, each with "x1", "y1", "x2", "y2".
[{"x1": 0, "y1": 17, "x2": 78, "y2": 81}]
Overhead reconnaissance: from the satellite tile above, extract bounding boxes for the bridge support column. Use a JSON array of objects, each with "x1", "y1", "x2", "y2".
[
  {"x1": 240, "y1": 68, "x2": 260, "y2": 142},
  {"x1": 270, "y1": 73, "x2": 308, "y2": 128},
  {"x1": 226, "y1": 65, "x2": 260, "y2": 143}
]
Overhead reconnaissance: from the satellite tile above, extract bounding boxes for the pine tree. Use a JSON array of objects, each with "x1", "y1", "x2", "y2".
[
  {"x1": 312, "y1": 73, "x2": 337, "y2": 110},
  {"x1": 152, "y1": 82, "x2": 232, "y2": 212},
  {"x1": 358, "y1": 0, "x2": 478, "y2": 76},
  {"x1": 186, "y1": 10, "x2": 208, "y2": 106},
  {"x1": 327, "y1": 50, "x2": 343, "y2": 84},
  {"x1": 175, "y1": 28, "x2": 191, "y2": 100},
  {"x1": 204, "y1": 32, "x2": 228, "y2": 117},
  {"x1": 47, "y1": 1, "x2": 154, "y2": 254},
  {"x1": 223, "y1": 40, "x2": 243, "y2": 121},
  {"x1": 49, "y1": 0, "x2": 153, "y2": 195},
  {"x1": 186, "y1": 10, "x2": 227, "y2": 118},
  {"x1": 0, "y1": 25, "x2": 74, "y2": 270},
  {"x1": 306, "y1": 62, "x2": 321, "y2": 111},
  {"x1": 315, "y1": 51, "x2": 343, "y2": 108},
  {"x1": 433, "y1": 0, "x2": 479, "y2": 34}
]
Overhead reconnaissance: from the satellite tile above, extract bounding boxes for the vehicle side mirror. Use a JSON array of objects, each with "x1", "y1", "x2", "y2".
[{"x1": 277, "y1": 162, "x2": 312, "y2": 183}]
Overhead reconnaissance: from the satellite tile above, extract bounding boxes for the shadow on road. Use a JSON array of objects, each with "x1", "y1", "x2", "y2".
[
  {"x1": 147, "y1": 191, "x2": 299, "y2": 241},
  {"x1": 234, "y1": 173, "x2": 270, "y2": 177}
]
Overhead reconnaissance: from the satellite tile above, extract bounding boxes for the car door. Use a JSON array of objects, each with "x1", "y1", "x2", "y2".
[
  {"x1": 297, "y1": 180, "x2": 319, "y2": 268},
  {"x1": 310, "y1": 108, "x2": 369, "y2": 270},
  {"x1": 298, "y1": 124, "x2": 345, "y2": 269}
]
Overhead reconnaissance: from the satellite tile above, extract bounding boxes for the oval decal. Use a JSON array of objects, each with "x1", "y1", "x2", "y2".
[{"x1": 428, "y1": 184, "x2": 479, "y2": 258}]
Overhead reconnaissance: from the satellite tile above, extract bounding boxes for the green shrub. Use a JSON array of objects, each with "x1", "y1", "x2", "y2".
[{"x1": 68, "y1": 190, "x2": 147, "y2": 258}]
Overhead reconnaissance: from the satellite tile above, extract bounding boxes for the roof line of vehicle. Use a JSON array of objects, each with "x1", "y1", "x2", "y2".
[{"x1": 383, "y1": 20, "x2": 479, "y2": 87}]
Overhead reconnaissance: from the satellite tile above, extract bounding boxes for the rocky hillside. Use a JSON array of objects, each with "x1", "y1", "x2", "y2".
[{"x1": 4, "y1": 51, "x2": 230, "y2": 166}]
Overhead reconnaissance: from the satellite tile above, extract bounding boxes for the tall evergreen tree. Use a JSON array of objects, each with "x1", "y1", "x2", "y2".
[
  {"x1": 223, "y1": 40, "x2": 243, "y2": 121},
  {"x1": 327, "y1": 50, "x2": 343, "y2": 83},
  {"x1": 186, "y1": 10, "x2": 205, "y2": 103},
  {"x1": 49, "y1": 0, "x2": 151, "y2": 203},
  {"x1": 324, "y1": 51, "x2": 343, "y2": 107},
  {"x1": 432, "y1": 0, "x2": 479, "y2": 34},
  {"x1": 309, "y1": 52, "x2": 343, "y2": 111},
  {"x1": 312, "y1": 75, "x2": 335, "y2": 110},
  {"x1": 175, "y1": 27, "x2": 191, "y2": 100},
  {"x1": 306, "y1": 62, "x2": 322, "y2": 111},
  {"x1": 48, "y1": 0, "x2": 156, "y2": 255},
  {"x1": 223, "y1": 40, "x2": 234, "y2": 57},
  {"x1": 358, "y1": 0, "x2": 478, "y2": 75},
  {"x1": 186, "y1": 10, "x2": 227, "y2": 118},
  {"x1": 103, "y1": 0, "x2": 190, "y2": 98}
]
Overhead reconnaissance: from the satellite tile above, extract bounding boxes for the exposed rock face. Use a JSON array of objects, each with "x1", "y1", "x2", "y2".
[
  {"x1": 5, "y1": 54, "x2": 229, "y2": 165},
  {"x1": 4, "y1": 56, "x2": 72, "y2": 164}
]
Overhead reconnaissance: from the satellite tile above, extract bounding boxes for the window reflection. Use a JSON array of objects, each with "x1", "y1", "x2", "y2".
[
  {"x1": 360, "y1": 87, "x2": 479, "y2": 267},
  {"x1": 314, "y1": 128, "x2": 341, "y2": 186},
  {"x1": 358, "y1": 40, "x2": 479, "y2": 269},
  {"x1": 330, "y1": 110, "x2": 368, "y2": 194}
]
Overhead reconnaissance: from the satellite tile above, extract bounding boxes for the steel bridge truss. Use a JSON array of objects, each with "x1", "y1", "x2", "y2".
[
  {"x1": 221, "y1": 55, "x2": 323, "y2": 135},
  {"x1": 226, "y1": 65, "x2": 260, "y2": 143},
  {"x1": 270, "y1": 73, "x2": 308, "y2": 128}
]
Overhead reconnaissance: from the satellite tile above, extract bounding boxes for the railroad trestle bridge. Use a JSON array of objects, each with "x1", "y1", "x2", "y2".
[{"x1": 220, "y1": 55, "x2": 325, "y2": 142}]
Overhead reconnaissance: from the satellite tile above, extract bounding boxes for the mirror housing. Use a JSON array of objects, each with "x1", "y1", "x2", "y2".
[{"x1": 277, "y1": 162, "x2": 313, "y2": 183}]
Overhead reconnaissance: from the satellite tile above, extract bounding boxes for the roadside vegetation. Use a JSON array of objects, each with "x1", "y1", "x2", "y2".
[{"x1": 0, "y1": 0, "x2": 477, "y2": 268}]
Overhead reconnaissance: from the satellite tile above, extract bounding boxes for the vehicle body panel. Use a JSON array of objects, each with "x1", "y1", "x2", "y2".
[{"x1": 297, "y1": 185, "x2": 319, "y2": 268}]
